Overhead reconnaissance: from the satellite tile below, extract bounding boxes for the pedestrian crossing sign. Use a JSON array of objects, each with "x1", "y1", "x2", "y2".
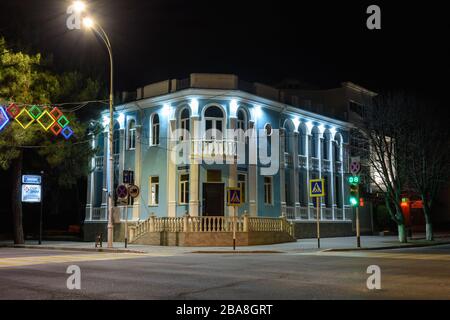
[
  {"x1": 227, "y1": 187, "x2": 242, "y2": 206},
  {"x1": 310, "y1": 179, "x2": 325, "y2": 197}
]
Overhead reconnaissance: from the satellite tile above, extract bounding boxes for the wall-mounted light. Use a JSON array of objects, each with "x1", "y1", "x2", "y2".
[
  {"x1": 190, "y1": 98, "x2": 199, "y2": 116},
  {"x1": 318, "y1": 124, "x2": 326, "y2": 134},
  {"x1": 292, "y1": 117, "x2": 300, "y2": 130},
  {"x1": 253, "y1": 105, "x2": 262, "y2": 119},
  {"x1": 162, "y1": 103, "x2": 172, "y2": 117},
  {"x1": 230, "y1": 99, "x2": 238, "y2": 118},
  {"x1": 102, "y1": 115, "x2": 109, "y2": 128},
  {"x1": 117, "y1": 112, "x2": 125, "y2": 129}
]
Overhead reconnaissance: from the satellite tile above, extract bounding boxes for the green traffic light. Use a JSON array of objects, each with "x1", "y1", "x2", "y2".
[{"x1": 349, "y1": 196, "x2": 358, "y2": 206}]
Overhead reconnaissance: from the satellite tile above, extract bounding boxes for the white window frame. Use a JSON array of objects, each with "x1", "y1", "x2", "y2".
[
  {"x1": 150, "y1": 113, "x2": 160, "y2": 146},
  {"x1": 179, "y1": 107, "x2": 190, "y2": 141},
  {"x1": 237, "y1": 173, "x2": 247, "y2": 203},
  {"x1": 203, "y1": 105, "x2": 225, "y2": 141},
  {"x1": 149, "y1": 176, "x2": 159, "y2": 206},
  {"x1": 178, "y1": 173, "x2": 189, "y2": 204},
  {"x1": 127, "y1": 119, "x2": 136, "y2": 150},
  {"x1": 264, "y1": 176, "x2": 273, "y2": 205}
]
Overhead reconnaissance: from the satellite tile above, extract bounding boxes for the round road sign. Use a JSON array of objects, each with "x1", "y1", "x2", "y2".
[
  {"x1": 116, "y1": 184, "x2": 128, "y2": 199},
  {"x1": 128, "y1": 184, "x2": 140, "y2": 198}
]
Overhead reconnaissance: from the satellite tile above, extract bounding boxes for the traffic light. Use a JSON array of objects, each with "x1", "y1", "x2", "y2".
[
  {"x1": 347, "y1": 175, "x2": 360, "y2": 207},
  {"x1": 349, "y1": 184, "x2": 359, "y2": 207}
]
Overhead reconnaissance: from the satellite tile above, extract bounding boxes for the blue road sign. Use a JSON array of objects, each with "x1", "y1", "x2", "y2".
[
  {"x1": 310, "y1": 179, "x2": 325, "y2": 197},
  {"x1": 227, "y1": 188, "x2": 242, "y2": 207}
]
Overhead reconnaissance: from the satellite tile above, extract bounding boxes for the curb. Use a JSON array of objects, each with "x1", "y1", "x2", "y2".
[
  {"x1": 190, "y1": 250, "x2": 284, "y2": 254},
  {"x1": 324, "y1": 241, "x2": 450, "y2": 252},
  {"x1": 0, "y1": 244, "x2": 146, "y2": 254}
]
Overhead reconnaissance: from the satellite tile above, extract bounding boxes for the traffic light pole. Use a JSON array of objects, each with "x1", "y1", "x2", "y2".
[
  {"x1": 356, "y1": 206, "x2": 361, "y2": 248},
  {"x1": 316, "y1": 197, "x2": 320, "y2": 249}
]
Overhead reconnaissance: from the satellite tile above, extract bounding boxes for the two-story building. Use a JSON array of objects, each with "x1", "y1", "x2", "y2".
[{"x1": 83, "y1": 74, "x2": 357, "y2": 243}]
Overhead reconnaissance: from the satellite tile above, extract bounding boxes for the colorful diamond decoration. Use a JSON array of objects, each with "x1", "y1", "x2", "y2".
[
  {"x1": 28, "y1": 105, "x2": 42, "y2": 119},
  {"x1": 0, "y1": 106, "x2": 10, "y2": 131},
  {"x1": 36, "y1": 110, "x2": 55, "y2": 131},
  {"x1": 15, "y1": 108, "x2": 35, "y2": 129},
  {"x1": 61, "y1": 126, "x2": 74, "y2": 139},
  {"x1": 57, "y1": 115, "x2": 70, "y2": 128},
  {"x1": 50, "y1": 107, "x2": 63, "y2": 120},
  {"x1": 50, "y1": 122, "x2": 62, "y2": 136},
  {"x1": 6, "y1": 103, "x2": 21, "y2": 119}
]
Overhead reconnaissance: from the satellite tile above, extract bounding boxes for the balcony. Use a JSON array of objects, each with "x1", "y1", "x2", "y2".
[
  {"x1": 334, "y1": 161, "x2": 343, "y2": 173},
  {"x1": 322, "y1": 159, "x2": 331, "y2": 172},
  {"x1": 298, "y1": 155, "x2": 307, "y2": 169},
  {"x1": 95, "y1": 156, "x2": 103, "y2": 171},
  {"x1": 284, "y1": 152, "x2": 293, "y2": 168},
  {"x1": 310, "y1": 157, "x2": 320, "y2": 171},
  {"x1": 191, "y1": 139, "x2": 238, "y2": 159}
]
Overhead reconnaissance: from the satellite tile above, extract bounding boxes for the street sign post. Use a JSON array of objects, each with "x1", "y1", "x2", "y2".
[
  {"x1": 347, "y1": 173, "x2": 361, "y2": 248},
  {"x1": 123, "y1": 184, "x2": 140, "y2": 248},
  {"x1": 227, "y1": 187, "x2": 242, "y2": 250},
  {"x1": 116, "y1": 184, "x2": 128, "y2": 199},
  {"x1": 310, "y1": 179, "x2": 325, "y2": 249},
  {"x1": 21, "y1": 173, "x2": 44, "y2": 244}
]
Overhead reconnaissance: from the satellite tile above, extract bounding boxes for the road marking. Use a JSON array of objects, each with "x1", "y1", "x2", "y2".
[
  {"x1": 0, "y1": 252, "x2": 155, "y2": 268},
  {"x1": 294, "y1": 251, "x2": 450, "y2": 261}
]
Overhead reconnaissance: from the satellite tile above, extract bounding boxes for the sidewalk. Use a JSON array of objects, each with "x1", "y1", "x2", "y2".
[{"x1": 1, "y1": 234, "x2": 450, "y2": 255}]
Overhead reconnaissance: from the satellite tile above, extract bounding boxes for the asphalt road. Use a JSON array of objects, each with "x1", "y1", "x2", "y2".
[{"x1": 0, "y1": 245, "x2": 449, "y2": 299}]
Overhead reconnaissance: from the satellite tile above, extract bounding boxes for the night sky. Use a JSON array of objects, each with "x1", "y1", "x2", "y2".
[{"x1": 0, "y1": 0, "x2": 449, "y2": 100}]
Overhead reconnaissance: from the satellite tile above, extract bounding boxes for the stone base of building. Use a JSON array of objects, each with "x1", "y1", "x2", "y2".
[
  {"x1": 132, "y1": 230, "x2": 295, "y2": 246},
  {"x1": 82, "y1": 222, "x2": 135, "y2": 242},
  {"x1": 293, "y1": 220, "x2": 354, "y2": 238}
]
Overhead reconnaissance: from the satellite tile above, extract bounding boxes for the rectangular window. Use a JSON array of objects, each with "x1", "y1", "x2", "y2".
[
  {"x1": 152, "y1": 123, "x2": 160, "y2": 145},
  {"x1": 149, "y1": 176, "x2": 159, "y2": 205},
  {"x1": 237, "y1": 173, "x2": 246, "y2": 203},
  {"x1": 179, "y1": 174, "x2": 189, "y2": 204},
  {"x1": 264, "y1": 176, "x2": 273, "y2": 205},
  {"x1": 128, "y1": 128, "x2": 136, "y2": 150}
]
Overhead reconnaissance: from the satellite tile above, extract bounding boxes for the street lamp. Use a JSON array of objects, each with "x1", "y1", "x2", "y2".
[{"x1": 67, "y1": 1, "x2": 115, "y2": 248}]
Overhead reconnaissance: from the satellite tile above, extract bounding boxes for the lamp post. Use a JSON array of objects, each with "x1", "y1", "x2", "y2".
[{"x1": 67, "y1": 2, "x2": 115, "y2": 248}]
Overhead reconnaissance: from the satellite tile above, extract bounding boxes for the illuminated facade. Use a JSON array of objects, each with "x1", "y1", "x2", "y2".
[{"x1": 84, "y1": 74, "x2": 356, "y2": 237}]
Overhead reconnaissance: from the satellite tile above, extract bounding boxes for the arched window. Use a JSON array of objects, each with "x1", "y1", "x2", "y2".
[
  {"x1": 127, "y1": 119, "x2": 136, "y2": 150},
  {"x1": 298, "y1": 125, "x2": 306, "y2": 156},
  {"x1": 204, "y1": 105, "x2": 224, "y2": 140},
  {"x1": 179, "y1": 108, "x2": 190, "y2": 141},
  {"x1": 264, "y1": 123, "x2": 272, "y2": 157},
  {"x1": 311, "y1": 127, "x2": 319, "y2": 158},
  {"x1": 237, "y1": 109, "x2": 247, "y2": 131},
  {"x1": 113, "y1": 121, "x2": 120, "y2": 155},
  {"x1": 334, "y1": 134, "x2": 342, "y2": 162},
  {"x1": 150, "y1": 113, "x2": 160, "y2": 146},
  {"x1": 237, "y1": 108, "x2": 247, "y2": 142},
  {"x1": 323, "y1": 131, "x2": 331, "y2": 160}
]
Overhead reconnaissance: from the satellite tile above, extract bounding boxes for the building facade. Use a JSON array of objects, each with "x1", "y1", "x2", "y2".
[{"x1": 84, "y1": 74, "x2": 355, "y2": 240}]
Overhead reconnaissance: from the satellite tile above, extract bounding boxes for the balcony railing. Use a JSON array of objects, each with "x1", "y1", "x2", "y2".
[
  {"x1": 334, "y1": 161, "x2": 343, "y2": 173},
  {"x1": 114, "y1": 154, "x2": 120, "y2": 167},
  {"x1": 91, "y1": 207, "x2": 107, "y2": 221},
  {"x1": 298, "y1": 155, "x2": 307, "y2": 169},
  {"x1": 95, "y1": 156, "x2": 103, "y2": 171},
  {"x1": 310, "y1": 157, "x2": 320, "y2": 171},
  {"x1": 322, "y1": 159, "x2": 331, "y2": 172},
  {"x1": 284, "y1": 152, "x2": 293, "y2": 168},
  {"x1": 192, "y1": 139, "x2": 237, "y2": 158}
]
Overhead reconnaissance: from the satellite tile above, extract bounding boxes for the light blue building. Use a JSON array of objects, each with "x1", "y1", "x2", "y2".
[{"x1": 84, "y1": 74, "x2": 354, "y2": 240}]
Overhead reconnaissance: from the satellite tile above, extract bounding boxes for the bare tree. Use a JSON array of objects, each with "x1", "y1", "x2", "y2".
[
  {"x1": 359, "y1": 93, "x2": 412, "y2": 243},
  {"x1": 406, "y1": 101, "x2": 450, "y2": 241}
]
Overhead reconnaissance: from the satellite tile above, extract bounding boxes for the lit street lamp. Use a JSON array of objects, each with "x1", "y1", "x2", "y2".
[{"x1": 66, "y1": 2, "x2": 115, "y2": 248}]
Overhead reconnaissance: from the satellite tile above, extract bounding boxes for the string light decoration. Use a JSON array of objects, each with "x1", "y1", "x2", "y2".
[
  {"x1": 0, "y1": 104, "x2": 74, "y2": 139},
  {"x1": 0, "y1": 106, "x2": 10, "y2": 131}
]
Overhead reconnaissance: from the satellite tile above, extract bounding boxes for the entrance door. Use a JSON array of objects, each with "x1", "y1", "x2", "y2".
[{"x1": 203, "y1": 183, "x2": 224, "y2": 216}]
